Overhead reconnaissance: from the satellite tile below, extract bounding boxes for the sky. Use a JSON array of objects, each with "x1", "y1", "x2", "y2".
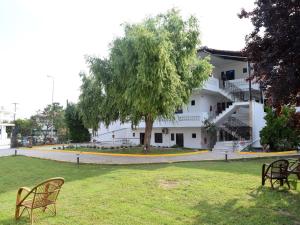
[{"x1": 0, "y1": 0, "x2": 255, "y2": 119}]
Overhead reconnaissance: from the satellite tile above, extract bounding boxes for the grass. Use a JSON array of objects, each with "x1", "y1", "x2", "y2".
[{"x1": 0, "y1": 156, "x2": 299, "y2": 225}]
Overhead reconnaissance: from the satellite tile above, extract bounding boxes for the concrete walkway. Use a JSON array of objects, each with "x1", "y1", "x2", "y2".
[{"x1": 0, "y1": 148, "x2": 299, "y2": 164}]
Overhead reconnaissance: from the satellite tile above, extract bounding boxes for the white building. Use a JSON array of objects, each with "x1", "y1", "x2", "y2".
[
  {"x1": 92, "y1": 48, "x2": 266, "y2": 151},
  {"x1": 0, "y1": 106, "x2": 15, "y2": 149}
]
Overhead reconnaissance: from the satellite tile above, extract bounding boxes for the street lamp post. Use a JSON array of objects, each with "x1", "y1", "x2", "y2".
[{"x1": 47, "y1": 75, "x2": 54, "y2": 142}]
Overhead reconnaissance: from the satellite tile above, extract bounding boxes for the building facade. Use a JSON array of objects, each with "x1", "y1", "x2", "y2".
[
  {"x1": 92, "y1": 48, "x2": 266, "y2": 151},
  {"x1": 0, "y1": 106, "x2": 14, "y2": 149}
]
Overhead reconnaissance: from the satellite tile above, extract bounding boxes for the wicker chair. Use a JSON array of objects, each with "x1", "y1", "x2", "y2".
[
  {"x1": 15, "y1": 177, "x2": 65, "y2": 224},
  {"x1": 262, "y1": 159, "x2": 290, "y2": 189},
  {"x1": 288, "y1": 158, "x2": 300, "y2": 179}
]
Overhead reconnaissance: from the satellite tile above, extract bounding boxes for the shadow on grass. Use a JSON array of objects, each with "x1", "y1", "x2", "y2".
[
  {"x1": 0, "y1": 156, "x2": 300, "y2": 225},
  {"x1": 192, "y1": 186, "x2": 300, "y2": 225}
]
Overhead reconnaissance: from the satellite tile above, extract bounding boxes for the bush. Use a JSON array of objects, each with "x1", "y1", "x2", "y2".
[{"x1": 260, "y1": 106, "x2": 300, "y2": 151}]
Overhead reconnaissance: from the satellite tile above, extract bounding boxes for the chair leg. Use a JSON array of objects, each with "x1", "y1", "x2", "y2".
[
  {"x1": 30, "y1": 209, "x2": 34, "y2": 225},
  {"x1": 286, "y1": 179, "x2": 290, "y2": 189},
  {"x1": 280, "y1": 179, "x2": 284, "y2": 186},
  {"x1": 270, "y1": 178, "x2": 274, "y2": 189},
  {"x1": 54, "y1": 204, "x2": 57, "y2": 216},
  {"x1": 262, "y1": 165, "x2": 266, "y2": 185},
  {"x1": 15, "y1": 206, "x2": 20, "y2": 220}
]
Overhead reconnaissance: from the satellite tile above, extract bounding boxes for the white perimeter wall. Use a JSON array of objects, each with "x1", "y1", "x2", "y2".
[{"x1": 251, "y1": 101, "x2": 266, "y2": 148}]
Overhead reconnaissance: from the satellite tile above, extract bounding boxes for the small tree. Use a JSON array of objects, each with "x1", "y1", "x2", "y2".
[
  {"x1": 31, "y1": 103, "x2": 66, "y2": 143},
  {"x1": 260, "y1": 106, "x2": 300, "y2": 151},
  {"x1": 79, "y1": 9, "x2": 212, "y2": 151},
  {"x1": 203, "y1": 119, "x2": 217, "y2": 149},
  {"x1": 65, "y1": 103, "x2": 90, "y2": 143}
]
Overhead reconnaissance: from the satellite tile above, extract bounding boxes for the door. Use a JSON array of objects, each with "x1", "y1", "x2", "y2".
[
  {"x1": 176, "y1": 133, "x2": 184, "y2": 147},
  {"x1": 140, "y1": 133, "x2": 145, "y2": 145}
]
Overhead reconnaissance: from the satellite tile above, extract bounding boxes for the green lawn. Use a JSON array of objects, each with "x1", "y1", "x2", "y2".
[
  {"x1": 0, "y1": 156, "x2": 299, "y2": 225},
  {"x1": 58, "y1": 147, "x2": 202, "y2": 154}
]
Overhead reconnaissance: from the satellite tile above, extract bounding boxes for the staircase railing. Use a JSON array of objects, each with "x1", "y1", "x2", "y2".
[
  {"x1": 223, "y1": 116, "x2": 251, "y2": 140},
  {"x1": 223, "y1": 80, "x2": 246, "y2": 102}
]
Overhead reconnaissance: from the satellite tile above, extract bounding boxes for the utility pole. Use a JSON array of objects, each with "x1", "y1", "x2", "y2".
[
  {"x1": 11, "y1": 102, "x2": 18, "y2": 148},
  {"x1": 47, "y1": 75, "x2": 55, "y2": 142},
  {"x1": 12, "y1": 103, "x2": 18, "y2": 121}
]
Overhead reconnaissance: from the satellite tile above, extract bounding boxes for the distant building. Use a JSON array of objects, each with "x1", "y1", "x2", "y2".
[
  {"x1": 0, "y1": 106, "x2": 15, "y2": 149},
  {"x1": 92, "y1": 48, "x2": 266, "y2": 152}
]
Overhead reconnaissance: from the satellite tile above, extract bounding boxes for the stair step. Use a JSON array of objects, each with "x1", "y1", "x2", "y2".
[{"x1": 212, "y1": 141, "x2": 251, "y2": 152}]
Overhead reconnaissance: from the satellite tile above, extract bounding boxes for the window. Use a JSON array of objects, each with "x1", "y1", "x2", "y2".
[
  {"x1": 191, "y1": 100, "x2": 195, "y2": 106},
  {"x1": 171, "y1": 133, "x2": 174, "y2": 141},
  {"x1": 192, "y1": 133, "x2": 196, "y2": 138},
  {"x1": 243, "y1": 67, "x2": 247, "y2": 73},
  {"x1": 225, "y1": 70, "x2": 235, "y2": 80},
  {"x1": 154, "y1": 133, "x2": 163, "y2": 143},
  {"x1": 132, "y1": 133, "x2": 135, "y2": 137}
]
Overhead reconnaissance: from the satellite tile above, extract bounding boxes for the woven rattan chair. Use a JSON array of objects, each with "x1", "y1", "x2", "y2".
[
  {"x1": 288, "y1": 158, "x2": 300, "y2": 179},
  {"x1": 15, "y1": 177, "x2": 64, "y2": 224},
  {"x1": 262, "y1": 159, "x2": 290, "y2": 189}
]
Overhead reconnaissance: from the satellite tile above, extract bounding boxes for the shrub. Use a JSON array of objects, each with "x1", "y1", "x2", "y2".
[{"x1": 260, "y1": 106, "x2": 300, "y2": 151}]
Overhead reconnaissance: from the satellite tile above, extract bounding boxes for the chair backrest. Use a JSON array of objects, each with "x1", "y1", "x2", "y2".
[
  {"x1": 270, "y1": 159, "x2": 289, "y2": 176},
  {"x1": 31, "y1": 178, "x2": 64, "y2": 206}
]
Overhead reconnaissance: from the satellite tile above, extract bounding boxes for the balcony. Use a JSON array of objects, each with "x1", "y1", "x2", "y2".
[
  {"x1": 203, "y1": 76, "x2": 220, "y2": 91},
  {"x1": 138, "y1": 113, "x2": 209, "y2": 128},
  {"x1": 227, "y1": 79, "x2": 260, "y2": 91}
]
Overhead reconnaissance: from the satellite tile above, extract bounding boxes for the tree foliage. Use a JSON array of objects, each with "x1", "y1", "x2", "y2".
[
  {"x1": 239, "y1": 0, "x2": 300, "y2": 109},
  {"x1": 14, "y1": 119, "x2": 34, "y2": 137},
  {"x1": 65, "y1": 102, "x2": 91, "y2": 143},
  {"x1": 260, "y1": 106, "x2": 300, "y2": 151},
  {"x1": 31, "y1": 103, "x2": 67, "y2": 143},
  {"x1": 79, "y1": 9, "x2": 212, "y2": 150}
]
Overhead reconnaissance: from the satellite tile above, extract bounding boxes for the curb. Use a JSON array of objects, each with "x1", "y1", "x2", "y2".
[{"x1": 17, "y1": 148, "x2": 209, "y2": 157}]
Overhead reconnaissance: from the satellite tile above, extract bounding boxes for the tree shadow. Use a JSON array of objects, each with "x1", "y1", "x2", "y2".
[
  {"x1": 192, "y1": 186, "x2": 300, "y2": 225},
  {"x1": 1, "y1": 156, "x2": 299, "y2": 224}
]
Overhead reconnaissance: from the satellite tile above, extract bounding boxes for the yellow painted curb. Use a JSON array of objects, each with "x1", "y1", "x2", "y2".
[
  {"x1": 18, "y1": 148, "x2": 209, "y2": 157},
  {"x1": 239, "y1": 150, "x2": 297, "y2": 155}
]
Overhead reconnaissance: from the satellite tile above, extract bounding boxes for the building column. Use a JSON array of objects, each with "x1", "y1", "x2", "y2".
[{"x1": 216, "y1": 129, "x2": 220, "y2": 142}]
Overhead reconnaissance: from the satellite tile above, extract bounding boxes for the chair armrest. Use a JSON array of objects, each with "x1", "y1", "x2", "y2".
[{"x1": 16, "y1": 187, "x2": 31, "y2": 205}]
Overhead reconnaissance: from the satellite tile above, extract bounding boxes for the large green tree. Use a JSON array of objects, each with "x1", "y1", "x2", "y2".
[
  {"x1": 65, "y1": 102, "x2": 91, "y2": 143},
  {"x1": 79, "y1": 9, "x2": 212, "y2": 151}
]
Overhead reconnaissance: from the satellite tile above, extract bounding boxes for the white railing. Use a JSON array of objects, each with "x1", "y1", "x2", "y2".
[
  {"x1": 203, "y1": 76, "x2": 219, "y2": 90},
  {"x1": 228, "y1": 79, "x2": 260, "y2": 91},
  {"x1": 158, "y1": 112, "x2": 209, "y2": 123}
]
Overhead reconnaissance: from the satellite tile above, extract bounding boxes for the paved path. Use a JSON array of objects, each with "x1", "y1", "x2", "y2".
[{"x1": 0, "y1": 148, "x2": 299, "y2": 164}]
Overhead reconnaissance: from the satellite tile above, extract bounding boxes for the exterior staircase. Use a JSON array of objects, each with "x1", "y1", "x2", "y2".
[
  {"x1": 210, "y1": 80, "x2": 253, "y2": 152},
  {"x1": 212, "y1": 140, "x2": 251, "y2": 152},
  {"x1": 211, "y1": 102, "x2": 249, "y2": 124}
]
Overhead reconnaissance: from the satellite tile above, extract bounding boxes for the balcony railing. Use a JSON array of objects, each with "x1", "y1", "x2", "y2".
[
  {"x1": 148, "y1": 112, "x2": 209, "y2": 128},
  {"x1": 203, "y1": 76, "x2": 219, "y2": 91}
]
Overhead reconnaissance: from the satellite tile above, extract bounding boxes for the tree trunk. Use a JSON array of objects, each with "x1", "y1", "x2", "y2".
[{"x1": 143, "y1": 114, "x2": 153, "y2": 152}]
